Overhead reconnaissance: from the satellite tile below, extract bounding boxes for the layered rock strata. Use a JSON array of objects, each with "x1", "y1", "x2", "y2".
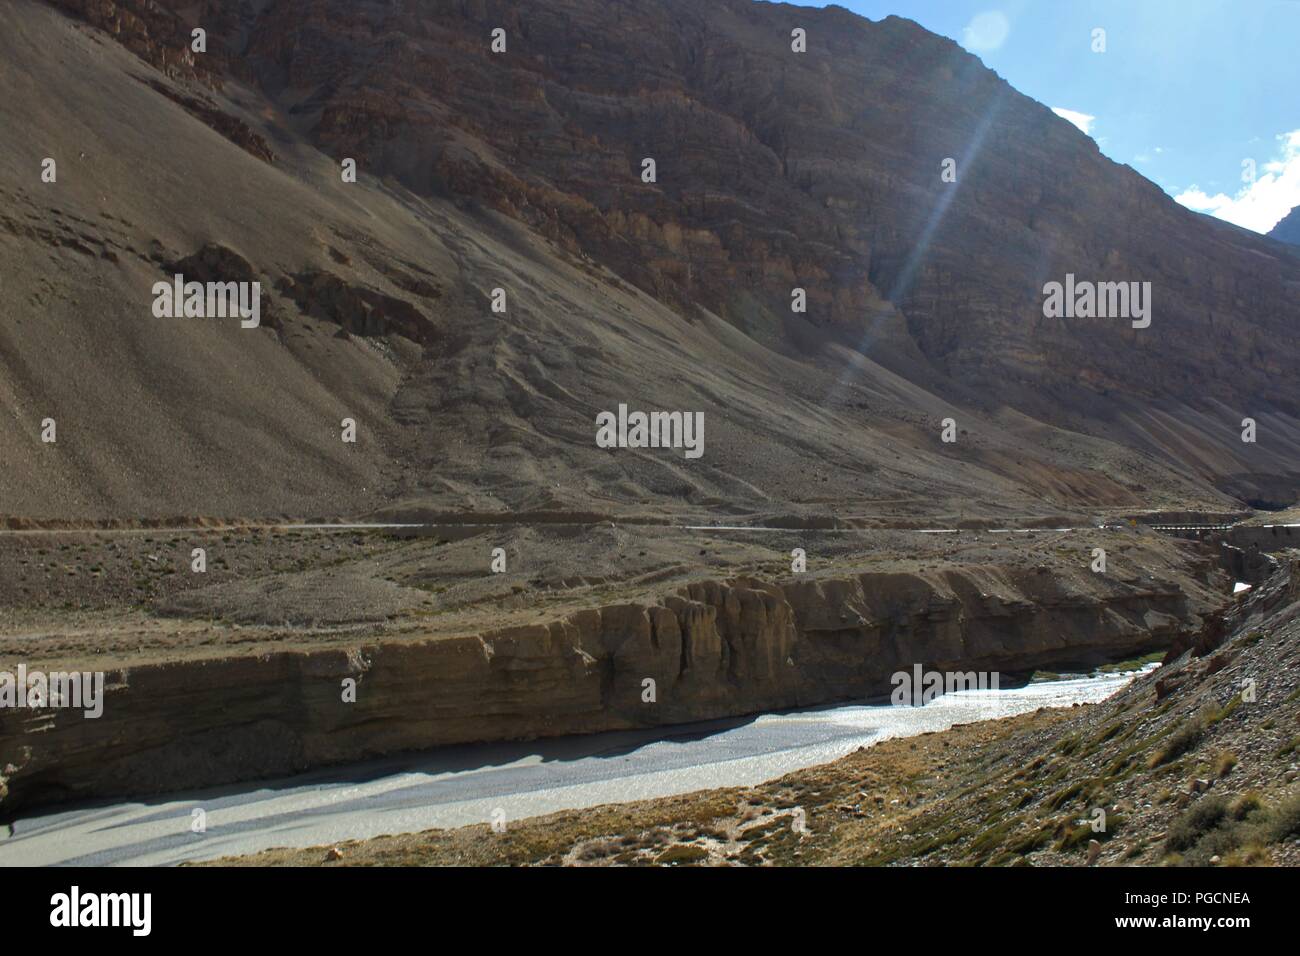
[{"x1": 0, "y1": 562, "x2": 1209, "y2": 814}]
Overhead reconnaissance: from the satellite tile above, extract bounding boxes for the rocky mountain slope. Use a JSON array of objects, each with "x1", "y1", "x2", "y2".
[
  {"x1": 1, "y1": 0, "x2": 1297, "y2": 522},
  {"x1": 1270, "y1": 206, "x2": 1300, "y2": 247}
]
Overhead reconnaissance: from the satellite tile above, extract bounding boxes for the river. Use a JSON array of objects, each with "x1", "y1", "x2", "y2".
[{"x1": 0, "y1": 669, "x2": 1147, "y2": 866}]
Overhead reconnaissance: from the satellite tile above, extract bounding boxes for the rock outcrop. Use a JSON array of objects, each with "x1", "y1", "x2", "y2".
[
  {"x1": 143, "y1": 79, "x2": 276, "y2": 163},
  {"x1": 278, "y1": 270, "x2": 438, "y2": 344}
]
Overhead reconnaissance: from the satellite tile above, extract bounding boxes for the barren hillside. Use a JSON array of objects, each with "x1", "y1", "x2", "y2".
[{"x1": 2, "y1": 0, "x2": 1297, "y2": 522}]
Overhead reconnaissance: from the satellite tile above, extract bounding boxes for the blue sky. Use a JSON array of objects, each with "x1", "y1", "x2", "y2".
[{"x1": 816, "y1": 0, "x2": 1300, "y2": 234}]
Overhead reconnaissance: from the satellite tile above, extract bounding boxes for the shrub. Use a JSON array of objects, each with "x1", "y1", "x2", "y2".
[
  {"x1": 1046, "y1": 781, "x2": 1085, "y2": 810},
  {"x1": 1229, "y1": 791, "x2": 1263, "y2": 820},
  {"x1": 1214, "y1": 751, "x2": 1238, "y2": 778},
  {"x1": 1165, "y1": 791, "x2": 1282, "y2": 865},
  {"x1": 1165, "y1": 795, "x2": 1228, "y2": 852},
  {"x1": 1205, "y1": 695, "x2": 1242, "y2": 725},
  {"x1": 655, "y1": 844, "x2": 709, "y2": 865},
  {"x1": 1148, "y1": 719, "x2": 1203, "y2": 768},
  {"x1": 1265, "y1": 791, "x2": 1300, "y2": 844},
  {"x1": 1221, "y1": 845, "x2": 1270, "y2": 866}
]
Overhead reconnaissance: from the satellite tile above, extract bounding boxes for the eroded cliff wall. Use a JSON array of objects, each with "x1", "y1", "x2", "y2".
[{"x1": 0, "y1": 561, "x2": 1214, "y2": 814}]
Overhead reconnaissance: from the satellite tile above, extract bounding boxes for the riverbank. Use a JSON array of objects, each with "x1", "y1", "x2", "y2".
[
  {"x1": 205, "y1": 555, "x2": 1300, "y2": 867},
  {"x1": 0, "y1": 672, "x2": 1134, "y2": 865},
  {"x1": 0, "y1": 524, "x2": 1226, "y2": 817}
]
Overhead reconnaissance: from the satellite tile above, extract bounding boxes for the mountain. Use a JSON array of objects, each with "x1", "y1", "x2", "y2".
[
  {"x1": 3, "y1": 0, "x2": 1298, "y2": 522},
  {"x1": 1270, "y1": 206, "x2": 1300, "y2": 247}
]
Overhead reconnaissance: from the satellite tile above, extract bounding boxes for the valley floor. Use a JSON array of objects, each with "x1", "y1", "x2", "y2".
[
  {"x1": 205, "y1": 555, "x2": 1300, "y2": 867},
  {"x1": 0, "y1": 671, "x2": 1133, "y2": 865}
]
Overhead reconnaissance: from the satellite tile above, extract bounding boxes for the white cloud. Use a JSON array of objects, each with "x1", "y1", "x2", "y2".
[
  {"x1": 1051, "y1": 107, "x2": 1096, "y2": 137},
  {"x1": 962, "y1": 11, "x2": 1010, "y2": 53},
  {"x1": 1175, "y1": 130, "x2": 1300, "y2": 234}
]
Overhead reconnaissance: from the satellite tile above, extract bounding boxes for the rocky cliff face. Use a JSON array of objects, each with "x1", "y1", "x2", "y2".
[{"x1": 0, "y1": 559, "x2": 1213, "y2": 814}]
